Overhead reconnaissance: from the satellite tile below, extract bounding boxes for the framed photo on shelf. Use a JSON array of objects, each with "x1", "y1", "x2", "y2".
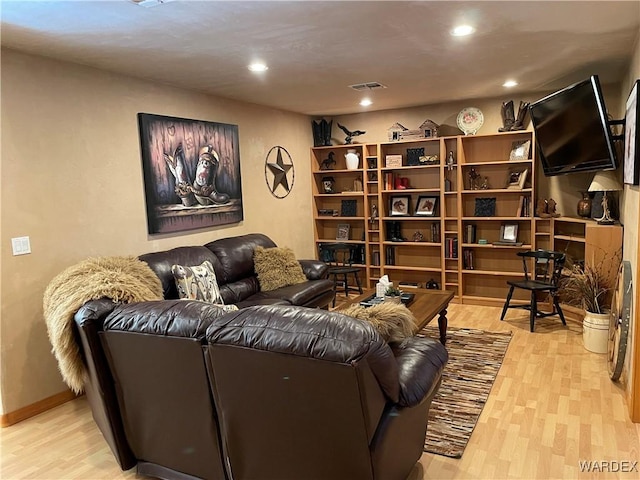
[
  {"x1": 499, "y1": 223, "x2": 519, "y2": 243},
  {"x1": 506, "y1": 168, "x2": 528, "y2": 189},
  {"x1": 390, "y1": 195, "x2": 410, "y2": 216},
  {"x1": 509, "y1": 140, "x2": 531, "y2": 161},
  {"x1": 336, "y1": 223, "x2": 350, "y2": 240},
  {"x1": 624, "y1": 79, "x2": 639, "y2": 185},
  {"x1": 414, "y1": 196, "x2": 438, "y2": 216}
]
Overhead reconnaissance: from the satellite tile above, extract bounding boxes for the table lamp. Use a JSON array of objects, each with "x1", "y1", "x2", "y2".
[{"x1": 588, "y1": 170, "x2": 623, "y2": 224}]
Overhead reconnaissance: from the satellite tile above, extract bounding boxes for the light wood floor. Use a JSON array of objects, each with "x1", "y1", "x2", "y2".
[{"x1": 1, "y1": 302, "x2": 639, "y2": 479}]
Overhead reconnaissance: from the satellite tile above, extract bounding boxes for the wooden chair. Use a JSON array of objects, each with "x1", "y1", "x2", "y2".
[
  {"x1": 500, "y1": 250, "x2": 567, "y2": 332},
  {"x1": 324, "y1": 243, "x2": 363, "y2": 307}
]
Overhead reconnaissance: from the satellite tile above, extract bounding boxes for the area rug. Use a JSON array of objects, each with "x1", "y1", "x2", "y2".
[{"x1": 418, "y1": 325, "x2": 512, "y2": 458}]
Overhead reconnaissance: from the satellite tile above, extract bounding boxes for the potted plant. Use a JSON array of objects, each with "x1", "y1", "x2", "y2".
[
  {"x1": 384, "y1": 286, "x2": 403, "y2": 304},
  {"x1": 560, "y1": 251, "x2": 621, "y2": 353}
]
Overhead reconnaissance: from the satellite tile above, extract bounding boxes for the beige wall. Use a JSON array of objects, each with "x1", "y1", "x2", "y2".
[{"x1": 0, "y1": 49, "x2": 315, "y2": 414}]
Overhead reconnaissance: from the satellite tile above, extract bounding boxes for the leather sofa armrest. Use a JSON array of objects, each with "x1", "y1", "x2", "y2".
[
  {"x1": 391, "y1": 337, "x2": 448, "y2": 408},
  {"x1": 298, "y1": 259, "x2": 328, "y2": 280}
]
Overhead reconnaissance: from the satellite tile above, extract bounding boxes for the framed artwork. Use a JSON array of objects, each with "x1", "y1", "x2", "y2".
[
  {"x1": 506, "y1": 168, "x2": 528, "y2": 189},
  {"x1": 499, "y1": 223, "x2": 519, "y2": 242},
  {"x1": 509, "y1": 140, "x2": 531, "y2": 161},
  {"x1": 336, "y1": 223, "x2": 350, "y2": 240},
  {"x1": 390, "y1": 195, "x2": 410, "y2": 216},
  {"x1": 138, "y1": 113, "x2": 243, "y2": 234},
  {"x1": 624, "y1": 80, "x2": 639, "y2": 185},
  {"x1": 414, "y1": 196, "x2": 438, "y2": 216},
  {"x1": 474, "y1": 197, "x2": 496, "y2": 217}
]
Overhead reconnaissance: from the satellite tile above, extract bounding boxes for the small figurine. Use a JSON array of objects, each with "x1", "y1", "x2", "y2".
[
  {"x1": 321, "y1": 176, "x2": 335, "y2": 194},
  {"x1": 480, "y1": 176, "x2": 490, "y2": 189},
  {"x1": 468, "y1": 168, "x2": 481, "y2": 190},
  {"x1": 337, "y1": 123, "x2": 366, "y2": 144},
  {"x1": 447, "y1": 151, "x2": 455, "y2": 170},
  {"x1": 320, "y1": 151, "x2": 336, "y2": 170},
  {"x1": 370, "y1": 204, "x2": 378, "y2": 225},
  {"x1": 413, "y1": 231, "x2": 424, "y2": 242}
]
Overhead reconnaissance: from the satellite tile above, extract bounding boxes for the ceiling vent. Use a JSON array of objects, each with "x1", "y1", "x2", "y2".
[
  {"x1": 349, "y1": 82, "x2": 387, "y2": 91},
  {"x1": 131, "y1": 0, "x2": 176, "y2": 8}
]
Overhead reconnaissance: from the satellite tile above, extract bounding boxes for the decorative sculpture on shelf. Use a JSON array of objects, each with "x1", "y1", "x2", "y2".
[
  {"x1": 312, "y1": 119, "x2": 333, "y2": 146},
  {"x1": 499, "y1": 100, "x2": 530, "y2": 132},
  {"x1": 337, "y1": 123, "x2": 366, "y2": 144},
  {"x1": 468, "y1": 168, "x2": 481, "y2": 190},
  {"x1": 320, "y1": 151, "x2": 336, "y2": 170}
]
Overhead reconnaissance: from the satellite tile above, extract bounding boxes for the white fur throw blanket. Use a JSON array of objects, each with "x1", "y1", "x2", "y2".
[{"x1": 43, "y1": 256, "x2": 163, "y2": 393}]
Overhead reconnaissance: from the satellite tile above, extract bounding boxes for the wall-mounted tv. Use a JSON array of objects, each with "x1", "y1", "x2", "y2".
[{"x1": 529, "y1": 75, "x2": 618, "y2": 176}]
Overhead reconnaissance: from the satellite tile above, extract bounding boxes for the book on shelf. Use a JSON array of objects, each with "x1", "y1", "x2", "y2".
[
  {"x1": 516, "y1": 195, "x2": 524, "y2": 217},
  {"x1": 385, "y1": 246, "x2": 395, "y2": 265},
  {"x1": 372, "y1": 251, "x2": 380, "y2": 266},
  {"x1": 464, "y1": 224, "x2": 476, "y2": 243},
  {"x1": 431, "y1": 223, "x2": 441, "y2": 243},
  {"x1": 463, "y1": 249, "x2": 475, "y2": 269},
  {"x1": 399, "y1": 281, "x2": 421, "y2": 289},
  {"x1": 445, "y1": 237, "x2": 459, "y2": 258}
]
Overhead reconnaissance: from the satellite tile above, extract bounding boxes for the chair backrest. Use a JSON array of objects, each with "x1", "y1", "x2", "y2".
[
  {"x1": 323, "y1": 243, "x2": 357, "y2": 267},
  {"x1": 517, "y1": 250, "x2": 566, "y2": 285}
]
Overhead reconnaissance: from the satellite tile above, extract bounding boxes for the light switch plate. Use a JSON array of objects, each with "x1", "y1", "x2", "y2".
[{"x1": 11, "y1": 236, "x2": 31, "y2": 255}]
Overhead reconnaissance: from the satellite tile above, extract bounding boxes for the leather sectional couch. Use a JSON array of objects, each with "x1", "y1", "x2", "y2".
[
  {"x1": 71, "y1": 233, "x2": 448, "y2": 479},
  {"x1": 75, "y1": 299, "x2": 448, "y2": 480}
]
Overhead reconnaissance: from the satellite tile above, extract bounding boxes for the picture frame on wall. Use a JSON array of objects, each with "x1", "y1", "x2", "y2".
[
  {"x1": 414, "y1": 196, "x2": 438, "y2": 216},
  {"x1": 138, "y1": 113, "x2": 243, "y2": 234},
  {"x1": 624, "y1": 79, "x2": 639, "y2": 185},
  {"x1": 390, "y1": 195, "x2": 410, "y2": 216}
]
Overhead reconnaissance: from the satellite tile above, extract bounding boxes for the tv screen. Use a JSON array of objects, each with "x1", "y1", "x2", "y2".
[{"x1": 529, "y1": 75, "x2": 618, "y2": 176}]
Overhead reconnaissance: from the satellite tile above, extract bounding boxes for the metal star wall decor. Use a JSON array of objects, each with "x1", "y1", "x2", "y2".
[{"x1": 265, "y1": 146, "x2": 295, "y2": 198}]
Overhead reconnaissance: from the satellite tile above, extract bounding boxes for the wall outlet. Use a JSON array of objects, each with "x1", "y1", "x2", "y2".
[{"x1": 11, "y1": 236, "x2": 31, "y2": 255}]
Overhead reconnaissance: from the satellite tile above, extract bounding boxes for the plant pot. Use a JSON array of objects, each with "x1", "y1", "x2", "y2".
[
  {"x1": 384, "y1": 295, "x2": 401, "y2": 304},
  {"x1": 583, "y1": 310, "x2": 609, "y2": 353}
]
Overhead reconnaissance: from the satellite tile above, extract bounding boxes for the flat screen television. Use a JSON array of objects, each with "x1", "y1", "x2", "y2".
[{"x1": 529, "y1": 75, "x2": 618, "y2": 176}]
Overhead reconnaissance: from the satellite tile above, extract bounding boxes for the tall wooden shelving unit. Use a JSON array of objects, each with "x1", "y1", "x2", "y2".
[{"x1": 311, "y1": 130, "x2": 623, "y2": 308}]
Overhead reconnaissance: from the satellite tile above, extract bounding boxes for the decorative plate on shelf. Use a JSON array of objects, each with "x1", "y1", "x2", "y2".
[{"x1": 457, "y1": 107, "x2": 484, "y2": 135}]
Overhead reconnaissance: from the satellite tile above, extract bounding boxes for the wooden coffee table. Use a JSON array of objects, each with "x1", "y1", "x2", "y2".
[{"x1": 346, "y1": 288, "x2": 454, "y2": 344}]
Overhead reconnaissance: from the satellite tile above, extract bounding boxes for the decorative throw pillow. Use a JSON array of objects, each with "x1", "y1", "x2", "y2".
[
  {"x1": 253, "y1": 246, "x2": 308, "y2": 292},
  {"x1": 172, "y1": 261, "x2": 225, "y2": 304},
  {"x1": 337, "y1": 302, "x2": 418, "y2": 343}
]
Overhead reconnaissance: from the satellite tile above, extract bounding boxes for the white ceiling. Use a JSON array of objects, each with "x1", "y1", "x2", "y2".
[{"x1": 1, "y1": 1, "x2": 639, "y2": 116}]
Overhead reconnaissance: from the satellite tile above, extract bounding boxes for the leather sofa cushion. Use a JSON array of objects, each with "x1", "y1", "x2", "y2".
[
  {"x1": 206, "y1": 305, "x2": 400, "y2": 402},
  {"x1": 204, "y1": 233, "x2": 276, "y2": 285},
  {"x1": 104, "y1": 299, "x2": 229, "y2": 339},
  {"x1": 258, "y1": 279, "x2": 334, "y2": 306},
  {"x1": 391, "y1": 336, "x2": 448, "y2": 407},
  {"x1": 140, "y1": 247, "x2": 221, "y2": 299}
]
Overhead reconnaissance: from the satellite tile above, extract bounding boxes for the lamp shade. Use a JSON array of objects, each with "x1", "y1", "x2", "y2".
[{"x1": 588, "y1": 170, "x2": 623, "y2": 192}]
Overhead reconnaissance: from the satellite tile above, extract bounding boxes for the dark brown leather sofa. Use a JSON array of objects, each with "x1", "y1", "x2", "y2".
[
  {"x1": 74, "y1": 299, "x2": 448, "y2": 480},
  {"x1": 139, "y1": 233, "x2": 334, "y2": 309}
]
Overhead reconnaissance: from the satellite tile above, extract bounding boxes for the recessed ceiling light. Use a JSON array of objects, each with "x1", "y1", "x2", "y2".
[
  {"x1": 360, "y1": 98, "x2": 372, "y2": 107},
  {"x1": 503, "y1": 80, "x2": 518, "y2": 88},
  {"x1": 248, "y1": 62, "x2": 268, "y2": 72},
  {"x1": 450, "y1": 25, "x2": 475, "y2": 37}
]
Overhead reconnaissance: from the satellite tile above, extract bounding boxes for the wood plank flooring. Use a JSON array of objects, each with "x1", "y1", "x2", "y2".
[{"x1": 1, "y1": 302, "x2": 638, "y2": 479}]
